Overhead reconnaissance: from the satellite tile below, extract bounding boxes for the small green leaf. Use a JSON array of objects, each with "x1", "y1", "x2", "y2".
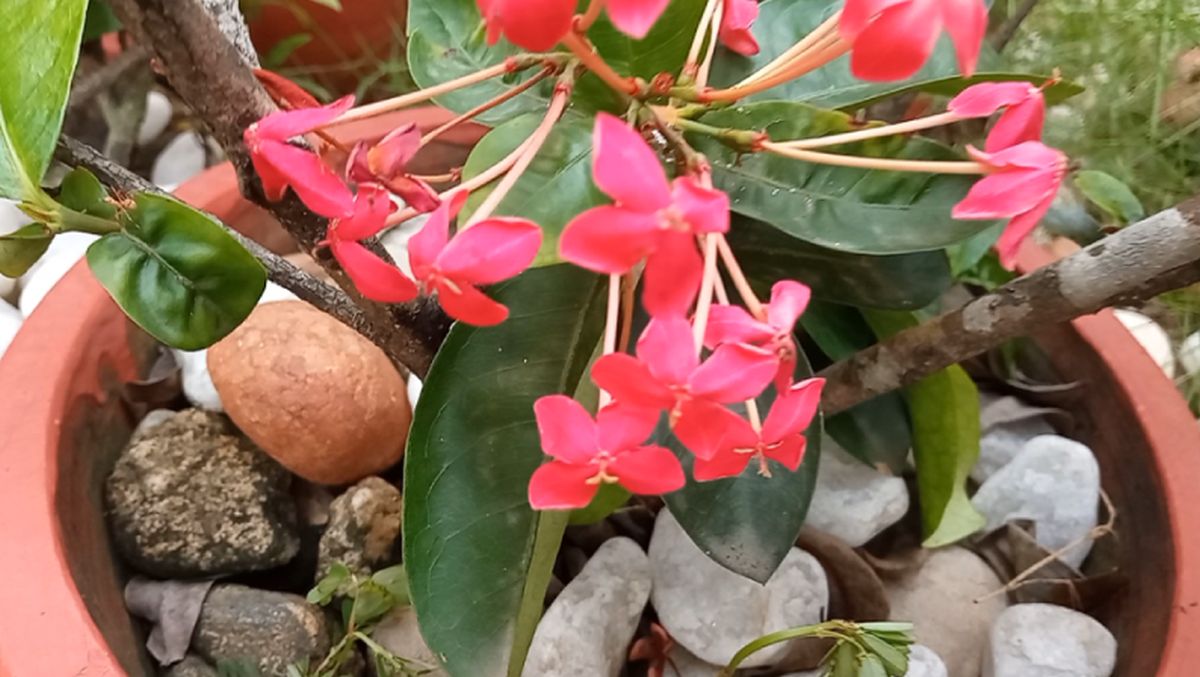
[
  {"x1": 860, "y1": 634, "x2": 908, "y2": 677},
  {"x1": 830, "y1": 641, "x2": 860, "y2": 677},
  {"x1": 371, "y1": 565, "x2": 411, "y2": 606},
  {"x1": 83, "y1": 0, "x2": 120, "y2": 42},
  {"x1": 0, "y1": 223, "x2": 53, "y2": 277},
  {"x1": 86, "y1": 193, "x2": 267, "y2": 350},
  {"x1": 859, "y1": 622, "x2": 915, "y2": 634},
  {"x1": 58, "y1": 167, "x2": 116, "y2": 219},
  {"x1": 859, "y1": 654, "x2": 889, "y2": 677},
  {"x1": 0, "y1": 0, "x2": 89, "y2": 199},
  {"x1": 263, "y1": 33, "x2": 313, "y2": 69},
  {"x1": 1074, "y1": 170, "x2": 1145, "y2": 225},
  {"x1": 352, "y1": 583, "x2": 397, "y2": 627},
  {"x1": 569, "y1": 483, "x2": 631, "y2": 525},
  {"x1": 308, "y1": 562, "x2": 351, "y2": 605}
]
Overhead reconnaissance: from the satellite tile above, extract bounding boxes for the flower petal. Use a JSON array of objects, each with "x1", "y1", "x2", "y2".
[
  {"x1": 688, "y1": 343, "x2": 777, "y2": 403},
  {"x1": 642, "y1": 232, "x2": 702, "y2": 318},
  {"x1": 766, "y1": 279, "x2": 812, "y2": 332},
  {"x1": 762, "y1": 377, "x2": 825, "y2": 444},
  {"x1": 528, "y1": 461, "x2": 601, "y2": 510},
  {"x1": 330, "y1": 184, "x2": 395, "y2": 241},
  {"x1": 942, "y1": 0, "x2": 989, "y2": 78},
  {"x1": 948, "y1": 81, "x2": 1037, "y2": 118},
  {"x1": 254, "y1": 94, "x2": 355, "y2": 141},
  {"x1": 692, "y1": 448, "x2": 752, "y2": 482},
  {"x1": 764, "y1": 435, "x2": 807, "y2": 472},
  {"x1": 637, "y1": 316, "x2": 700, "y2": 386},
  {"x1": 368, "y1": 123, "x2": 422, "y2": 178},
  {"x1": 608, "y1": 445, "x2": 686, "y2": 495},
  {"x1": 533, "y1": 395, "x2": 598, "y2": 464},
  {"x1": 409, "y1": 191, "x2": 466, "y2": 280},
  {"x1": 478, "y1": 0, "x2": 574, "y2": 51},
  {"x1": 330, "y1": 240, "x2": 419, "y2": 303},
  {"x1": 605, "y1": 0, "x2": 672, "y2": 39},
  {"x1": 995, "y1": 190, "x2": 1058, "y2": 270},
  {"x1": 838, "y1": 0, "x2": 909, "y2": 40},
  {"x1": 591, "y1": 353, "x2": 676, "y2": 410},
  {"x1": 253, "y1": 69, "x2": 321, "y2": 110},
  {"x1": 593, "y1": 113, "x2": 671, "y2": 211},
  {"x1": 256, "y1": 140, "x2": 355, "y2": 217},
  {"x1": 596, "y1": 402, "x2": 660, "y2": 453},
  {"x1": 718, "y1": 0, "x2": 761, "y2": 56},
  {"x1": 434, "y1": 280, "x2": 509, "y2": 326},
  {"x1": 673, "y1": 400, "x2": 757, "y2": 461},
  {"x1": 248, "y1": 141, "x2": 290, "y2": 202},
  {"x1": 671, "y1": 177, "x2": 730, "y2": 234},
  {"x1": 849, "y1": 3, "x2": 942, "y2": 82},
  {"x1": 382, "y1": 174, "x2": 442, "y2": 214},
  {"x1": 705, "y1": 304, "x2": 776, "y2": 348},
  {"x1": 985, "y1": 96, "x2": 1046, "y2": 152},
  {"x1": 437, "y1": 217, "x2": 542, "y2": 284},
  {"x1": 560, "y1": 206, "x2": 661, "y2": 274}
]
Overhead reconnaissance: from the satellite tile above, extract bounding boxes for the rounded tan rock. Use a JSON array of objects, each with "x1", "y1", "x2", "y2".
[{"x1": 208, "y1": 301, "x2": 410, "y2": 485}]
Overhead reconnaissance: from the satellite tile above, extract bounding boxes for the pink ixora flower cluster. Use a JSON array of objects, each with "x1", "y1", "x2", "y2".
[
  {"x1": 245, "y1": 92, "x2": 542, "y2": 326},
  {"x1": 840, "y1": 0, "x2": 988, "y2": 82},
  {"x1": 528, "y1": 115, "x2": 825, "y2": 510}
]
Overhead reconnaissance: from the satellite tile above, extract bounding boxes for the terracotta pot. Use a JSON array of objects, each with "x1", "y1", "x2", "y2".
[{"x1": 1, "y1": 148, "x2": 1198, "y2": 672}]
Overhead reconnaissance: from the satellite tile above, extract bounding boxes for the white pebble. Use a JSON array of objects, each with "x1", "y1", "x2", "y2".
[
  {"x1": 152, "y1": 131, "x2": 208, "y2": 191},
  {"x1": 1113, "y1": 309, "x2": 1175, "y2": 377},
  {"x1": 257, "y1": 281, "x2": 299, "y2": 305},
  {"x1": 407, "y1": 373, "x2": 422, "y2": 411},
  {"x1": 985, "y1": 604, "x2": 1116, "y2": 677},
  {"x1": 379, "y1": 211, "x2": 430, "y2": 279},
  {"x1": 804, "y1": 437, "x2": 909, "y2": 547},
  {"x1": 172, "y1": 349, "x2": 223, "y2": 411},
  {"x1": 137, "y1": 91, "x2": 173, "y2": 145},
  {"x1": 0, "y1": 199, "x2": 31, "y2": 236},
  {"x1": 19, "y1": 233, "x2": 99, "y2": 316},
  {"x1": 0, "y1": 299, "x2": 23, "y2": 360},
  {"x1": 1180, "y1": 331, "x2": 1200, "y2": 377}
]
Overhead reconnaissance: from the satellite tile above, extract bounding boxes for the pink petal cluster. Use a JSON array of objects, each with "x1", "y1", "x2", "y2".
[
  {"x1": 560, "y1": 114, "x2": 730, "y2": 317},
  {"x1": 706, "y1": 280, "x2": 811, "y2": 390},
  {"x1": 477, "y1": 0, "x2": 670, "y2": 52},
  {"x1": 719, "y1": 0, "x2": 761, "y2": 56},
  {"x1": 346, "y1": 124, "x2": 441, "y2": 213},
  {"x1": 953, "y1": 142, "x2": 1069, "y2": 269},
  {"x1": 949, "y1": 82, "x2": 1046, "y2": 152},
  {"x1": 839, "y1": 0, "x2": 988, "y2": 82}
]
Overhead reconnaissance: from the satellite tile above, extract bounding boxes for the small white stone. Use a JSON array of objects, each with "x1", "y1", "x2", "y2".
[
  {"x1": 971, "y1": 435, "x2": 1100, "y2": 569},
  {"x1": 407, "y1": 373, "x2": 423, "y2": 411},
  {"x1": 152, "y1": 131, "x2": 208, "y2": 191},
  {"x1": 649, "y1": 509, "x2": 828, "y2": 668},
  {"x1": 805, "y1": 437, "x2": 909, "y2": 547},
  {"x1": 1180, "y1": 331, "x2": 1200, "y2": 377},
  {"x1": 0, "y1": 199, "x2": 31, "y2": 236},
  {"x1": 380, "y1": 212, "x2": 431, "y2": 279},
  {"x1": 522, "y1": 537, "x2": 652, "y2": 677},
  {"x1": 173, "y1": 349, "x2": 223, "y2": 412},
  {"x1": 783, "y1": 645, "x2": 947, "y2": 677},
  {"x1": 257, "y1": 281, "x2": 299, "y2": 305},
  {"x1": 973, "y1": 417, "x2": 1056, "y2": 484},
  {"x1": 138, "y1": 91, "x2": 173, "y2": 145},
  {"x1": 0, "y1": 299, "x2": 23, "y2": 360},
  {"x1": 985, "y1": 604, "x2": 1116, "y2": 677},
  {"x1": 19, "y1": 233, "x2": 99, "y2": 316},
  {"x1": 1113, "y1": 309, "x2": 1175, "y2": 377},
  {"x1": 370, "y1": 606, "x2": 447, "y2": 676}
]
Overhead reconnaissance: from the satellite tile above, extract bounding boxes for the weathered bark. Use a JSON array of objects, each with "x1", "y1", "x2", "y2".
[
  {"x1": 819, "y1": 197, "x2": 1200, "y2": 415},
  {"x1": 105, "y1": 0, "x2": 446, "y2": 376}
]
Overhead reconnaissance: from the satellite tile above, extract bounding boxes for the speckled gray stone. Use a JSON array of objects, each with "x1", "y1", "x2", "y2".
[
  {"x1": 316, "y1": 477, "x2": 402, "y2": 581},
  {"x1": 805, "y1": 438, "x2": 909, "y2": 547},
  {"x1": 192, "y1": 585, "x2": 328, "y2": 677},
  {"x1": 163, "y1": 654, "x2": 219, "y2": 677},
  {"x1": 371, "y1": 606, "x2": 447, "y2": 676},
  {"x1": 106, "y1": 409, "x2": 299, "y2": 578},
  {"x1": 522, "y1": 537, "x2": 652, "y2": 677},
  {"x1": 985, "y1": 604, "x2": 1116, "y2": 677}
]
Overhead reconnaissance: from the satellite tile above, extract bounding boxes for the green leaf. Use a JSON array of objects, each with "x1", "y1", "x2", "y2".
[
  {"x1": 0, "y1": 0, "x2": 89, "y2": 199},
  {"x1": 86, "y1": 193, "x2": 267, "y2": 350},
  {"x1": 262, "y1": 33, "x2": 313, "y2": 69},
  {"x1": 728, "y1": 216, "x2": 952, "y2": 310},
  {"x1": 403, "y1": 265, "x2": 606, "y2": 677},
  {"x1": 371, "y1": 565, "x2": 411, "y2": 606},
  {"x1": 1074, "y1": 170, "x2": 1145, "y2": 225},
  {"x1": 659, "y1": 355, "x2": 823, "y2": 583},
  {"x1": 691, "y1": 101, "x2": 997, "y2": 255},
  {"x1": 859, "y1": 654, "x2": 889, "y2": 677},
  {"x1": 0, "y1": 223, "x2": 53, "y2": 277},
  {"x1": 568, "y1": 483, "x2": 631, "y2": 525},
  {"x1": 864, "y1": 311, "x2": 985, "y2": 547},
  {"x1": 830, "y1": 641, "x2": 860, "y2": 677},
  {"x1": 83, "y1": 0, "x2": 120, "y2": 42},
  {"x1": 58, "y1": 167, "x2": 116, "y2": 219},
  {"x1": 461, "y1": 113, "x2": 606, "y2": 266},
  {"x1": 308, "y1": 562, "x2": 351, "y2": 605},
  {"x1": 860, "y1": 634, "x2": 908, "y2": 677}
]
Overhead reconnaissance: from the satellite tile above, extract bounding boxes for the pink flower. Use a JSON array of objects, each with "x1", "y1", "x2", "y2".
[
  {"x1": 605, "y1": 0, "x2": 673, "y2": 38},
  {"x1": 408, "y1": 191, "x2": 543, "y2": 326},
  {"x1": 477, "y1": 0, "x2": 575, "y2": 51},
  {"x1": 347, "y1": 123, "x2": 441, "y2": 214},
  {"x1": 528, "y1": 395, "x2": 685, "y2": 509},
  {"x1": 719, "y1": 0, "x2": 760, "y2": 56},
  {"x1": 328, "y1": 185, "x2": 419, "y2": 303},
  {"x1": 839, "y1": 0, "x2": 988, "y2": 82},
  {"x1": 674, "y1": 378, "x2": 825, "y2": 481},
  {"x1": 952, "y1": 141, "x2": 1068, "y2": 269},
  {"x1": 949, "y1": 82, "x2": 1046, "y2": 152},
  {"x1": 591, "y1": 316, "x2": 778, "y2": 427},
  {"x1": 706, "y1": 280, "x2": 811, "y2": 389},
  {"x1": 560, "y1": 113, "x2": 730, "y2": 317},
  {"x1": 245, "y1": 95, "x2": 356, "y2": 218}
]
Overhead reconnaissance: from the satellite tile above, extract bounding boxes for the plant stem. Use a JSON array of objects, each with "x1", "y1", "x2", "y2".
[
  {"x1": 776, "y1": 111, "x2": 962, "y2": 149},
  {"x1": 57, "y1": 206, "x2": 122, "y2": 235},
  {"x1": 576, "y1": 0, "x2": 606, "y2": 32},
  {"x1": 719, "y1": 621, "x2": 858, "y2": 675},
  {"x1": 760, "y1": 141, "x2": 987, "y2": 174},
  {"x1": 619, "y1": 271, "x2": 637, "y2": 351},
  {"x1": 466, "y1": 73, "x2": 574, "y2": 225},
  {"x1": 420, "y1": 65, "x2": 557, "y2": 147},
  {"x1": 701, "y1": 34, "x2": 848, "y2": 102},
  {"x1": 683, "y1": 0, "x2": 722, "y2": 80},
  {"x1": 599, "y1": 273, "x2": 621, "y2": 408},
  {"x1": 694, "y1": 0, "x2": 724, "y2": 89},
  {"x1": 692, "y1": 234, "x2": 720, "y2": 353},
  {"x1": 737, "y1": 13, "x2": 840, "y2": 87},
  {"x1": 507, "y1": 511, "x2": 571, "y2": 677},
  {"x1": 562, "y1": 31, "x2": 639, "y2": 96},
  {"x1": 715, "y1": 234, "x2": 764, "y2": 318}
]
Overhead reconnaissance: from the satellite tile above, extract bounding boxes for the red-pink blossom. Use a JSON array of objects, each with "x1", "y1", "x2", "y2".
[
  {"x1": 245, "y1": 95, "x2": 356, "y2": 218},
  {"x1": 952, "y1": 141, "x2": 1068, "y2": 269},
  {"x1": 606, "y1": 0, "x2": 672, "y2": 38},
  {"x1": 528, "y1": 395, "x2": 685, "y2": 509},
  {"x1": 839, "y1": 0, "x2": 988, "y2": 82},
  {"x1": 706, "y1": 280, "x2": 812, "y2": 389},
  {"x1": 328, "y1": 185, "x2": 419, "y2": 303},
  {"x1": 949, "y1": 81, "x2": 1046, "y2": 152},
  {"x1": 673, "y1": 378, "x2": 825, "y2": 481},
  {"x1": 591, "y1": 316, "x2": 778, "y2": 428},
  {"x1": 560, "y1": 114, "x2": 730, "y2": 317},
  {"x1": 719, "y1": 0, "x2": 760, "y2": 56},
  {"x1": 477, "y1": 0, "x2": 575, "y2": 51},
  {"x1": 347, "y1": 123, "x2": 441, "y2": 214},
  {"x1": 408, "y1": 191, "x2": 543, "y2": 326}
]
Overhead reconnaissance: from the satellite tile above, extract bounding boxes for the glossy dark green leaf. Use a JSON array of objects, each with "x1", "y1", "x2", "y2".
[
  {"x1": 0, "y1": 0, "x2": 88, "y2": 199},
  {"x1": 659, "y1": 354, "x2": 823, "y2": 583},
  {"x1": 728, "y1": 216, "x2": 952, "y2": 310},
  {"x1": 0, "y1": 223, "x2": 53, "y2": 277},
  {"x1": 86, "y1": 193, "x2": 267, "y2": 350},
  {"x1": 864, "y1": 310, "x2": 985, "y2": 547},
  {"x1": 1074, "y1": 170, "x2": 1145, "y2": 225},
  {"x1": 691, "y1": 101, "x2": 997, "y2": 255},
  {"x1": 461, "y1": 113, "x2": 606, "y2": 266},
  {"x1": 58, "y1": 167, "x2": 116, "y2": 219},
  {"x1": 403, "y1": 265, "x2": 606, "y2": 677}
]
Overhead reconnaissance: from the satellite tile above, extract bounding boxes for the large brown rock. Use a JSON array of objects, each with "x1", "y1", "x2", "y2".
[{"x1": 208, "y1": 301, "x2": 411, "y2": 485}]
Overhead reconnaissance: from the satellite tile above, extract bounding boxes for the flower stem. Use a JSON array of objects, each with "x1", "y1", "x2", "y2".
[
  {"x1": 562, "y1": 31, "x2": 639, "y2": 96},
  {"x1": 618, "y1": 271, "x2": 637, "y2": 351},
  {"x1": 701, "y1": 33, "x2": 848, "y2": 102},
  {"x1": 576, "y1": 0, "x2": 607, "y2": 32},
  {"x1": 599, "y1": 273, "x2": 621, "y2": 408},
  {"x1": 692, "y1": 234, "x2": 721, "y2": 354},
  {"x1": 715, "y1": 234, "x2": 764, "y2": 318},
  {"x1": 776, "y1": 111, "x2": 962, "y2": 149},
  {"x1": 694, "y1": 0, "x2": 725, "y2": 89},
  {"x1": 683, "y1": 0, "x2": 722, "y2": 81},
  {"x1": 760, "y1": 140, "x2": 988, "y2": 174},
  {"x1": 718, "y1": 621, "x2": 859, "y2": 676},
  {"x1": 420, "y1": 65, "x2": 557, "y2": 147},
  {"x1": 58, "y1": 206, "x2": 121, "y2": 235},
  {"x1": 737, "y1": 13, "x2": 840, "y2": 87}
]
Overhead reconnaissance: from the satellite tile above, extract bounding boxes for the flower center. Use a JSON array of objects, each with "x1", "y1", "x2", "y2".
[
  {"x1": 657, "y1": 205, "x2": 691, "y2": 233},
  {"x1": 586, "y1": 452, "x2": 620, "y2": 485}
]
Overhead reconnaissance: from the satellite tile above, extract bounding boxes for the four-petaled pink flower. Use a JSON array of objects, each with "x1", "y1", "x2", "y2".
[
  {"x1": 949, "y1": 82, "x2": 1047, "y2": 152},
  {"x1": 245, "y1": 95, "x2": 356, "y2": 218},
  {"x1": 592, "y1": 316, "x2": 778, "y2": 425},
  {"x1": 347, "y1": 123, "x2": 441, "y2": 214},
  {"x1": 839, "y1": 0, "x2": 988, "y2": 82},
  {"x1": 706, "y1": 280, "x2": 812, "y2": 390},
  {"x1": 408, "y1": 191, "x2": 543, "y2": 326},
  {"x1": 674, "y1": 378, "x2": 825, "y2": 481},
  {"x1": 478, "y1": 0, "x2": 670, "y2": 52},
  {"x1": 719, "y1": 0, "x2": 760, "y2": 56},
  {"x1": 560, "y1": 113, "x2": 730, "y2": 317},
  {"x1": 528, "y1": 395, "x2": 685, "y2": 509},
  {"x1": 327, "y1": 185, "x2": 419, "y2": 303},
  {"x1": 953, "y1": 141, "x2": 1068, "y2": 269}
]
